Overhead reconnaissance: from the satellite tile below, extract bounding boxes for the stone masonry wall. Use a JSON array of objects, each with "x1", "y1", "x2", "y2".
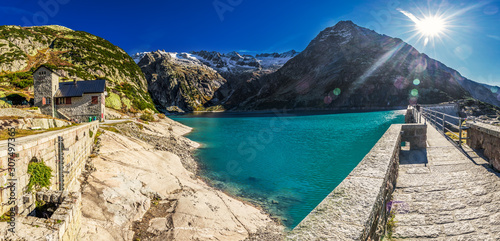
[
  {"x1": 0, "y1": 191, "x2": 82, "y2": 241},
  {"x1": 401, "y1": 124, "x2": 427, "y2": 150},
  {"x1": 34, "y1": 66, "x2": 59, "y2": 117},
  {"x1": 0, "y1": 121, "x2": 99, "y2": 216},
  {"x1": 56, "y1": 93, "x2": 105, "y2": 122},
  {"x1": 288, "y1": 123, "x2": 427, "y2": 240},
  {"x1": 467, "y1": 122, "x2": 500, "y2": 171}
]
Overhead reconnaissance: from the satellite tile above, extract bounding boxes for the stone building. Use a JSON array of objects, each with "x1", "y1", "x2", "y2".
[{"x1": 34, "y1": 66, "x2": 106, "y2": 122}]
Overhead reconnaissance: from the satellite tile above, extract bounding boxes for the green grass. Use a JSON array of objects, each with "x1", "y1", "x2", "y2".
[
  {"x1": 381, "y1": 210, "x2": 397, "y2": 240},
  {"x1": 0, "y1": 125, "x2": 75, "y2": 141}
]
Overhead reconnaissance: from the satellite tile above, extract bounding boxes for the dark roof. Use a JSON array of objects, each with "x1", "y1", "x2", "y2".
[
  {"x1": 54, "y1": 79, "x2": 106, "y2": 97},
  {"x1": 34, "y1": 65, "x2": 60, "y2": 76}
]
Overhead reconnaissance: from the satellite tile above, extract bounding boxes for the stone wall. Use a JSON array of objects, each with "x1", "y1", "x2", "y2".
[
  {"x1": 421, "y1": 103, "x2": 459, "y2": 117},
  {"x1": 34, "y1": 66, "x2": 59, "y2": 117},
  {"x1": 288, "y1": 123, "x2": 426, "y2": 240},
  {"x1": 0, "y1": 121, "x2": 99, "y2": 216},
  {"x1": 467, "y1": 122, "x2": 500, "y2": 171},
  {"x1": 0, "y1": 118, "x2": 71, "y2": 130},
  {"x1": 56, "y1": 93, "x2": 105, "y2": 122},
  {"x1": 0, "y1": 191, "x2": 82, "y2": 241},
  {"x1": 401, "y1": 124, "x2": 427, "y2": 150}
]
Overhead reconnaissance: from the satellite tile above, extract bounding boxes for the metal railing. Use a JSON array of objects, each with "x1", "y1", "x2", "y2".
[{"x1": 411, "y1": 106, "x2": 468, "y2": 146}]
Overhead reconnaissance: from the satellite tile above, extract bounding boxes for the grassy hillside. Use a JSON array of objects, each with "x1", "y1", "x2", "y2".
[{"x1": 0, "y1": 25, "x2": 156, "y2": 112}]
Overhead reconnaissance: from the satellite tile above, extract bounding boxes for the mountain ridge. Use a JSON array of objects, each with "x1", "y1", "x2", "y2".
[
  {"x1": 0, "y1": 25, "x2": 156, "y2": 112},
  {"x1": 224, "y1": 21, "x2": 500, "y2": 110}
]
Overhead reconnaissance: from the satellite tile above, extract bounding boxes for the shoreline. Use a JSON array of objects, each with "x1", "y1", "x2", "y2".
[
  {"x1": 80, "y1": 117, "x2": 284, "y2": 240},
  {"x1": 180, "y1": 124, "x2": 287, "y2": 228},
  {"x1": 173, "y1": 109, "x2": 408, "y2": 231},
  {"x1": 172, "y1": 107, "x2": 407, "y2": 118}
]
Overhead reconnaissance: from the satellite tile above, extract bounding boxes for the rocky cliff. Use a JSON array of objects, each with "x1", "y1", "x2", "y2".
[
  {"x1": 0, "y1": 25, "x2": 156, "y2": 112},
  {"x1": 228, "y1": 21, "x2": 484, "y2": 110},
  {"x1": 136, "y1": 50, "x2": 299, "y2": 112},
  {"x1": 138, "y1": 51, "x2": 227, "y2": 112}
]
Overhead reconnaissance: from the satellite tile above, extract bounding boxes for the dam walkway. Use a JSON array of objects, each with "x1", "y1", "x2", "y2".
[{"x1": 392, "y1": 124, "x2": 500, "y2": 240}]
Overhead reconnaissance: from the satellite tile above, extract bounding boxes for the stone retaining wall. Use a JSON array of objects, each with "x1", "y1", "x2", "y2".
[
  {"x1": 0, "y1": 121, "x2": 98, "y2": 215},
  {"x1": 467, "y1": 122, "x2": 500, "y2": 171},
  {"x1": 0, "y1": 118, "x2": 71, "y2": 130},
  {"x1": 288, "y1": 123, "x2": 426, "y2": 240},
  {"x1": 0, "y1": 191, "x2": 82, "y2": 241}
]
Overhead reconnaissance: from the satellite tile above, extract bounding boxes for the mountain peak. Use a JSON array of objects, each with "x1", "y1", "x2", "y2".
[
  {"x1": 313, "y1": 20, "x2": 360, "y2": 44},
  {"x1": 334, "y1": 20, "x2": 356, "y2": 28}
]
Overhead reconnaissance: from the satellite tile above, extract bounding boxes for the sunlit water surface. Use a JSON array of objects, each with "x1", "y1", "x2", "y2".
[{"x1": 172, "y1": 110, "x2": 405, "y2": 228}]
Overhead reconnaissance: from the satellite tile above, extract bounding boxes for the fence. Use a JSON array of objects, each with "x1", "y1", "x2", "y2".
[{"x1": 410, "y1": 106, "x2": 468, "y2": 146}]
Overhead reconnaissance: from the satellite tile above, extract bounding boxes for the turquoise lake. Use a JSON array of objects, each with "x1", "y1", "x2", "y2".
[{"x1": 171, "y1": 110, "x2": 405, "y2": 229}]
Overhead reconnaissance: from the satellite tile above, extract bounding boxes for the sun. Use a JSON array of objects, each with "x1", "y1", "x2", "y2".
[
  {"x1": 416, "y1": 16, "x2": 445, "y2": 37},
  {"x1": 398, "y1": 9, "x2": 450, "y2": 46}
]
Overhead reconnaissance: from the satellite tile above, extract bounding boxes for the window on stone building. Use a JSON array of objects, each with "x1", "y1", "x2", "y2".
[
  {"x1": 91, "y1": 96, "x2": 98, "y2": 105},
  {"x1": 56, "y1": 98, "x2": 69, "y2": 105},
  {"x1": 46, "y1": 97, "x2": 51, "y2": 105}
]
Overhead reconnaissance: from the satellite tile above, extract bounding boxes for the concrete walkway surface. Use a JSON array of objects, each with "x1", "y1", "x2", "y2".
[{"x1": 392, "y1": 125, "x2": 500, "y2": 240}]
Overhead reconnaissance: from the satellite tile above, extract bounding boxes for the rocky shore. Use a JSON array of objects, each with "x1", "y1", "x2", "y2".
[{"x1": 79, "y1": 116, "x2": 284, "y2": 240}]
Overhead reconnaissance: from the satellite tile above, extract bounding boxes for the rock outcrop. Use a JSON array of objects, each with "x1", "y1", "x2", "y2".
[
  {"x1": 138, "y1": 51, "x2": 227, "y2": 112},
  {"x1": 134, "y1": 50, "x2": 300, "y2": 112}
]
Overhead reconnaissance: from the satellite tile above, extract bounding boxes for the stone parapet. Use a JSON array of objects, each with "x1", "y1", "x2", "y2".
[
  {"x1": 401, "y1": 124, "x2": 427, "y2": 150},
  {"x1": 288, "y1": 124, "x2": 422, "y2": 240},
  {"x1": 467, "y1": 122, "x2": 500, "y2": 171}
]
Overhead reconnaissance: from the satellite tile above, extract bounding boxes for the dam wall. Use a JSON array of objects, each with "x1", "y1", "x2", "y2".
[
  {"x1": 0, "y1": 121, "x2": 98, "y2": 240},
  {"x1": 288, "y1": 122, "x2": 426, "y2": 240},
  {"x1": 467, "y1": 122, "x2": 500, "y2": 171},
  {"x1": 420, "y1": 103, "x2": 459, "y2": 117}
]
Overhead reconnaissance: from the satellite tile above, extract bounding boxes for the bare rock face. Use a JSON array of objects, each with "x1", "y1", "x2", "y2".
[
  {"x1": 0, "y1": 38, "x2": 28, "y2": 72},
  {"x1": 138, "y1": 51, "x2": 227, "y2": 112}
]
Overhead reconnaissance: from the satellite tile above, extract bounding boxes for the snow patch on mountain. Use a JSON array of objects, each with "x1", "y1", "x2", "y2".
[{"x1": 132, "y1": 50, "x2": 300, "y2": 73}]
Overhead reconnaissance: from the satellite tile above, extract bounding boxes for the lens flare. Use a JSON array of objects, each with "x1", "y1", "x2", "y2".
[
  {"x1": 411, "y1": 89, "x2": 419, "y2": 97},
  {"x1": 413, "y1": 79, "x2": 421, "y2": 85},
  {"x1": 416, "y1": 17, "x2": 445, "y2": 37},
  {"x1": 398, "y1": 8, "x2": 449, "y2": 46}
]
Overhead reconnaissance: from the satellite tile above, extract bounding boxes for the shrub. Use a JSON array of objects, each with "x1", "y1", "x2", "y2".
[
  {"x1": 0, "y1": 100, "x2": 11, "y2": 108},
  {"x1": 105, "y1": 92, "x2": 122, "y2": 110},
  {"x1": 27, "y1": 159, "x2": 52, "y2": 192},
  {"x1": 140, "y1": 113, "x2": 155, "y2": 122},
  {"x1": 12, "y1": 79, "x2": 33, "y2": 89},
  {"x1": 121, "y1": 97, "x2": 131, "y2": 109},
  {"x1": 158, "y1": 113, "x2": 166, "y2": 119}
]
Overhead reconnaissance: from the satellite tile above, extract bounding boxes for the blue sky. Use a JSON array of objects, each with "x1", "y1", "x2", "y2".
[{"x1": 1, "y1": 0, "x2": 499, "y2": 86}]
